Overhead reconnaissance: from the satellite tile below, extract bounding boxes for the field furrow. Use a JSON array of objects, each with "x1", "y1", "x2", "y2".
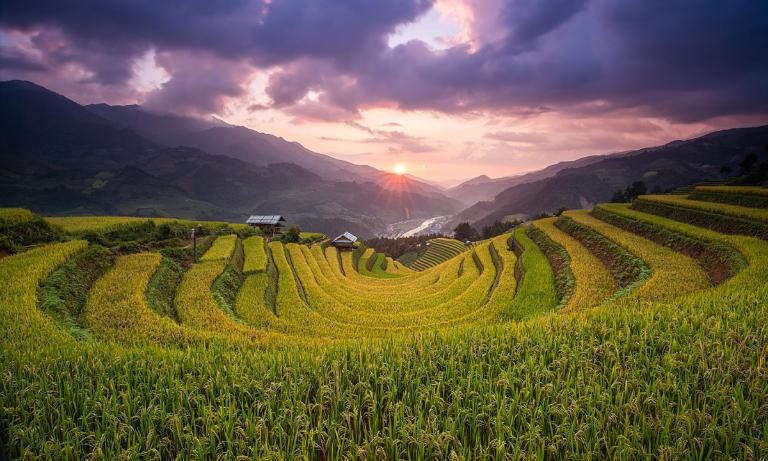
[
  {"x1": 533, "y1": 217, "x2": 616, "y2": 310},
  {"x1": 565, "y1": 210, "x2": 710, "y2": 301}
]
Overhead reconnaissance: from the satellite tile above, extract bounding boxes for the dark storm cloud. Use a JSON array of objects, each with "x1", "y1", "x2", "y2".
[
  {"x1": 1, "y1": 0, "x2": 766, "y2": 121},
  {"x1": 0, "y1": 0, "x2": 433, "y2": 112},
  {"x1": 498, "y1": 0, "x2": 590, "y2": 52},
  {"x1": 0, "y1": 0, "x2": 434, "y2": 73},
  {"x1": 0, "y1": 47, "x2": 47, "y2": 72}
]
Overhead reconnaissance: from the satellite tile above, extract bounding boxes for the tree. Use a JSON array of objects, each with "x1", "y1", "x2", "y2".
[
  {"x1": 740, "y1": 153, "x2": 757, "y2": 175},
  {"x1": 625, "y1": 181, "x2": 647, "y2": 200},
  {"x1": 610, "y1": 190, "x2": 627, "y2": 203},
  {"x1": 555, "y1": 207, "x2": 568, "y2": 217},
  {"x1": 453, "y1": 222, "x2": 479, "y2": 242},
  {"x1": 480, "y1": 220, "x2": 518, "y2": 240},
  {"x1": 282, "y1": 225, "x2": 301, "y2": 243}
]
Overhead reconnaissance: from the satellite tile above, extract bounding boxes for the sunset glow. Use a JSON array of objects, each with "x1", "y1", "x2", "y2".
[{"x1": 393, "y1": 163, "x2": 407, "y2": 175}]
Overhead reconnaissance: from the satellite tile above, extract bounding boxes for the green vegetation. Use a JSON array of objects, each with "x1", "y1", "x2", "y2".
[
  {"x1": 81, "y1": 253, "x2": 197, "y2": 344},
  {"x1": 556, "y1": 214, "x2": 650, "y2": 298},
  {"x1": 633, "y1": 194, "x2": 768, "y2": 239},
  {"x1": 565, "y1": 210, "x2": 709, "y2": 301},
  {"x1": 36, "y1": 245, "x2": 114, "y2": 339},
  {"x1": 46, "y1": 215, "x2": 251, "y2": 234},
  {"x1": 533, "y1": 217, "x2": 616, "y2": 310},
  {"x1": 0, "y1": 208, "x2": 63, "y2": 254},
  {"x1": 145, "y1": 256, "x2": 183, "y2": 320},
  {"x1": 1, "y1": 197, "x2": 768, "y2": 458},
  {"x1": 527, "y1": 223, "x2": 575, "y2": 307}
]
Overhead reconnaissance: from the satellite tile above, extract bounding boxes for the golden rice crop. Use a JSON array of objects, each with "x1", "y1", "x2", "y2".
[
  {"x1": 565, "y1": 210, "x2": 711, "y2": 301},
  {"x1": 325, "y1": 246, "x2": 468, "y2": 298},
  {"x1": 45, "y1": 215, "x2": 252, "y2": 234},
  {"x1": 175, "y1": 258, "x2": 258, "y2": 339},
  {"x1": 287, "y1": 243, "x2": 496, "y2": 330},
  {"x1": 234, "y1": 272, "x2": 279, "y2": 328},
  {"x1": 694, "y1": 185, "x2": 768, "y2": 196},
  {"x1": 200, "y1": 234, "x2": 237, "y2": 261},
  {"x1": 301, "y1": 246, "x2": 478, "y2": 313},
  {"x1": 637, "y1": 194, "x2": 768, "y2": 222},
  {"x1": 0, "y1": 207, "x2": 34, "y2": 225},
  {"x1": 2, "y1": 202, "x2": 768, "y2": 458},
  {"x1": 242, "y1": 235, "x2": 267, "y2": 272},
  {"x1": 533, "y1": 217, "x2": 617, "y2": 310},
  {"x1": 0, "y1": 240, "x2": 87, "y2": 353},
  {"x1": 81, "y1": 252, "x2": 202, "y2": 345}
]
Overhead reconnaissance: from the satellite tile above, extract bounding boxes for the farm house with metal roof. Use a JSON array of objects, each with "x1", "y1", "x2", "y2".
[{"x1": 246, "y1": 215, "x2": 285, "y2": 235}]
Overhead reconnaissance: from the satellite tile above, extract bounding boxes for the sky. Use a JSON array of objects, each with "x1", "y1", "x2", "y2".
[{"x1": 1, "y1": 0, "x2": 767, "y2": 184}]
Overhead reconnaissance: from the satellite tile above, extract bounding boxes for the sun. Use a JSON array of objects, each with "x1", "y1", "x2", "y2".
[{"x1": 393, "y1": 163, "x2": 407, "y2": 175}]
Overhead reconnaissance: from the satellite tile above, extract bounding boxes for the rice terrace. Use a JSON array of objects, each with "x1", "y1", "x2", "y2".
[
  {"x1": 1, "y1": 184, "x2": 766, "y2": 458},
  {"x1": 1, "y1": 0, "x2": 768, "y2": 459}
]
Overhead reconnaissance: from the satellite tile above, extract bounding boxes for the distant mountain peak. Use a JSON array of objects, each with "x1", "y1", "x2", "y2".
[{"x1": 461, "y1": 175, "x2": 492, "y2": 186}]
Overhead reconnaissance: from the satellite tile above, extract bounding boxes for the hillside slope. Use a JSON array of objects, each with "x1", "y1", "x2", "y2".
[
  {"x1": 2, "y1": 185, "x2": 767, "y2": 457},
  {"x1": 0, "y1": 80, "x2": 461, "y2": 236},
  {"x1": 446, "y1": 153, "x2": 611, "y2": 206},
  {"x1": 87, "y1": 103, "x2": 448, "y2": 197},
  {"x1": 452, "y1": 125, "x2": 768, "y2": 228}
]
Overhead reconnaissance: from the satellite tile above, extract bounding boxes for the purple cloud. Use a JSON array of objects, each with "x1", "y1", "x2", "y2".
[{"x1": 0, "y1": 0, "x2": 765, "y2": 122}]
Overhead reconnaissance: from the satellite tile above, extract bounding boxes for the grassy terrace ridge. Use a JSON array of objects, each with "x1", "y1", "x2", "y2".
[
  {"x1": 45, "y1": 215, "x2": 252, "y2": 234},
  {"x1": 533, "y1": 217, "x2": 616, "y2": 310},
  {"x1": 632, "y1": 195, "x2": 768, "y2": 239},
  {"x1": 0, "y1": 208, "x2": 35, "y2": 224},
  {"x1": 694, "y1": 185, "x2": 768, "y2": 196},
  {"x1": 565, "y1": 210, "x2": 710, "y2": 301},
  {"x1": 1, "y1": 203, "x2": 767, "y2": 458},
  {"x1": 555, "y1": 214, "x2": 650, "y2": 298},
  {"x1": 688, "y1": 185, "x2": 768, "y2": 209},
  {"x1": 82, "y1": 252, "x2": 203, "y2": 345},
  {"x1": 636, "y1": 194, "x2": 768, "y2": 223}
]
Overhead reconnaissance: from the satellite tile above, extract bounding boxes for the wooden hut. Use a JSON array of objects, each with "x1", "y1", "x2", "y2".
[
  {"x1": 331, "y1": 232, "x2": 358, "y2": 250},
  {"x1": 246, "y1": 215, "x2": 285, "y2": 235}
]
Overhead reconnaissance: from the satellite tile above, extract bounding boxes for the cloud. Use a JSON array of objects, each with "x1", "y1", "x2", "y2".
[
  {"x1": 261, "y1": 0, "x2": 768, "y2": 123},
  {"x1": 142, "y1": 51, "x2": 252, "y2": 115},
  {"x1": 362, "y1": 130, "x2": 440, "y2": 154},
  {"x1": 0, "y1": 0, "x2": 433, "y2": 112},
  {"x1": 484, "y1": 130, "x2": 548, "y2": 143},
  {"x1": 0, "y1": 0, "x2": 765, "y2": 124},
  {"x1": 0, "y1": 46, "x2": 48, "y2": 72}
]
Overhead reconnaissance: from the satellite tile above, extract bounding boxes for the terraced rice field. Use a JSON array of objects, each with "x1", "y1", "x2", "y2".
[
  {"x1": 1, "y1": 185, "x2": 767, "y2": 458},
  {"x1": 406, "y1": 237, "x2": 469, "y2": 271},
  {"x1": 45, "y1": 215, "x2": 252, "y2": 234}
]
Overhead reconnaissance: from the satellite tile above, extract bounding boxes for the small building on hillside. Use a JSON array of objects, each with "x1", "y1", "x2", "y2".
[
  {"x1": 246, "y1": 215, "x2": 285, "y2": 235},
  {"x1": 331, "y1": 231, "x2": 358, "y2": 250}
]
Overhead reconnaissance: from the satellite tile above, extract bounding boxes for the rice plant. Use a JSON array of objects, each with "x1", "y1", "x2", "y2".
[{"x1": 1, "y1": 202, "x2": 767, "y2": 459}]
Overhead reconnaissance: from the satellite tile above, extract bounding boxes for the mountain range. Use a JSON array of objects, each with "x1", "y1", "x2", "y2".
[
  {"x1": 2, "y1": 79, "x2": 766, "y2": 237},
  {"x1": 0, "y1": 80, "x2": 461, "y2": 237},
  {"x1": 448, "y1": 125, "x2": 768, "y2": 229}
]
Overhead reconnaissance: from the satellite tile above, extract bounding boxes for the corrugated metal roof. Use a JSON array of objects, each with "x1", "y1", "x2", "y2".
[
  {"x1": 246, "y1": 215, "x2": 285, "y2": 225},
  {"x1": 332, "y1": 231, "x2": 358, "y2": 243}
]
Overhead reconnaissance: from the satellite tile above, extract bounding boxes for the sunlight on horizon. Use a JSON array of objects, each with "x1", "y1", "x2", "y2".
[{"x1": 393, "y1": 163, "x2": 407, "y2": 175}]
